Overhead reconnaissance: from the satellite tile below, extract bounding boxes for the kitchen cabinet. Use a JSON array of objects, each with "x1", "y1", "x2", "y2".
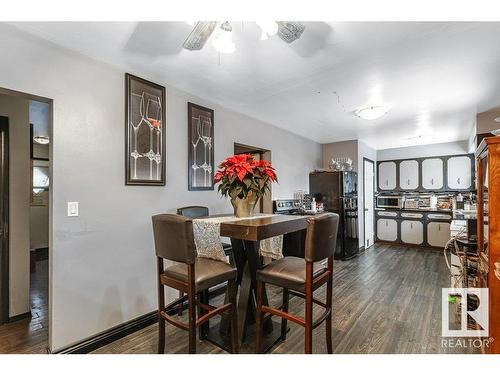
[
  {"x1": 401, "y1": 220, "x2": 424, "y2": 245},
  {"x1": 377, "y1": 218, "x2": 398, "y2": 242},
  {"x1": 399, "y1": 160, "x2": 419, "y2": 190},
  {"x1": 378, "y1": 161, "x2": 397, "y2": 191},
  {"x1": 427, "y1": 221, "x2": 451, "y2": 248},
  {"x1": 447, "y1": 155, "x2": 472, "y2": 190},
  {"x1": 422, "y1": 158, "x2": 444, "y2": 190}
]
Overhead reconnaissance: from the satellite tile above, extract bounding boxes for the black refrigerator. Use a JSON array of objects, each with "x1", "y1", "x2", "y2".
[{"x1": 309, "y1": 171, "x2": 359, "y2": 260}]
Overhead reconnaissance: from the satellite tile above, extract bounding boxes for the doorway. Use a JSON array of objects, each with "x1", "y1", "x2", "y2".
[
  {"x1": 0, "y1": 88, "x2": 52, "y2": 354},
  {"x1": 234, "y1": 143, "x2": 272, "y2": 214},
  {"x1": 363, "y1": 158, "x2": 375, "y2": 249}
]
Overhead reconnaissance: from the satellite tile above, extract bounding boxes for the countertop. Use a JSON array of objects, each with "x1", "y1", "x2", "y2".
[{"x1": 375, "y1": 207, "x2": 452, "y2": 213}]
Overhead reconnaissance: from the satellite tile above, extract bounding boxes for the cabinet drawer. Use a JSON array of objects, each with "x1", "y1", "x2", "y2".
[
  {"x1": 377, "y1": 211, "x2": 398, "y2": 217},
  {"x1": 427, "y1": 213, "x2": 451, "y2": 220},
  {"x1": 401, "y1": 212, "x2": 423, "y2": 219}
]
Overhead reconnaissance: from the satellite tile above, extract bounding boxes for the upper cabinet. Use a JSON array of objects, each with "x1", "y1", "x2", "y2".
[
  {"x1": 422, "y1": 158, "x2": 444, "y2": 190},
  {"x1": 378, "y1": 161, "x2": 397, "y2": 190},
  {"x1": 447, "y1": 156, "x2": 472, "y2": 190},
  {"x1": 377, "y1": 154, "x2": 474, "y2": 192},
  {"x1": 399, "y1": 160, "x2": 419, "y2": 190}
]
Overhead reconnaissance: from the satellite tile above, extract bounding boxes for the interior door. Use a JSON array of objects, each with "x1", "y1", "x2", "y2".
[
  {"x1": 364, "y1": 159, "x2": 374, "y2": 249},
  {"x1": 0, "y1": 116, "x2": 9, "y2": 323}
]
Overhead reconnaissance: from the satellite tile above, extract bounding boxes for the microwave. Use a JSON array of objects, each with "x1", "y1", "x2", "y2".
[{"x1": 376, "y1": 195, "x2": 403, "y2": 209}]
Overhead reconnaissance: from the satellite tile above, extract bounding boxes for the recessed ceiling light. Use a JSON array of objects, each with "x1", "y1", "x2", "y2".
[
  {"x1": 33, "y1": 136, "x2": 49, "y2": 145},
  {"x1": 354, "y1": 105, "x2": 390, "y2": 120}
]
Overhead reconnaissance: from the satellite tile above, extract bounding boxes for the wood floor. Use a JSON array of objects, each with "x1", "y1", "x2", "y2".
[
  {"x1": 0, "y1": 259, "x2": 49, "y2": 354},
  {"x1": 93, "y1": 243, "x2": 479, "y2": 354},
  {"x1": 0, "y1": 243, "x2": 479, "y2": 354}
]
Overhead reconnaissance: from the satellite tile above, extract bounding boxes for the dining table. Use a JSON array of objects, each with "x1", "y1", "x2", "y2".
[{"x1": 201, "y1": 214, "x2": 309, "y2": 353}]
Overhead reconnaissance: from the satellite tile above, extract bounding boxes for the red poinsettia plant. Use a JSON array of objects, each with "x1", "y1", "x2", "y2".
[{"x1": 214, "y1": 154, "x2": 278, "y2": 200}]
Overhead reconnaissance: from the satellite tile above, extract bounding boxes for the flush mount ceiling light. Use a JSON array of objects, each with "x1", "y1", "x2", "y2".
[
  {"x1": 33, "y1": 135, "x2": 50, "y2": 145},
  {"x1": 212, "y1": 21, "x2": 236, "y2": 54},
  {"x1": 256, "y1": 21, "x2": 278, "y2": 40},
  {"x1": 354, "y1": 105, "x2": 390, "y2": 120}
]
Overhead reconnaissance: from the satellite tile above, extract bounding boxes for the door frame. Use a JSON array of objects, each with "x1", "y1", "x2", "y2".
[
  {"x1": 0, "y1": 87, "x2": 52, "y2": 337},
  {"x1": 0, "y1": 116, "x2": 9, "y2": 324},
  {"x1": 363, "y1": 157, "x2": 375, "y2": 249}
]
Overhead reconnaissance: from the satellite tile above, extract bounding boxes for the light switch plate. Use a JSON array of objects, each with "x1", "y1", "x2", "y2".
[{"x1": 67, "y1": 202, "x2": 79, "y2": 217}]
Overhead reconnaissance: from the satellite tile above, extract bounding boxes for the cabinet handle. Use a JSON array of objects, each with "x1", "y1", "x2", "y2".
[
  {"x1": 386, "y1": 220, "x2": 388, "y2": 227},
  {"x1": 457, "y1": 177, "x2": 460, "y2": 185},
  {"x1": 438, "y1": 224, "x2": 441, "y2": 231},
  {"x1": 385, "y1": 179, "x2": 388, "y2": 186},
  {"x1": 407, "y1": 179, "x2": 410, "y2": 186},
  {"x1": 411, "y1": 222, "x2": 413, "y2": 229},
  {"x1": 431, "y1": 178, "x2": 434, "y2": 185}
]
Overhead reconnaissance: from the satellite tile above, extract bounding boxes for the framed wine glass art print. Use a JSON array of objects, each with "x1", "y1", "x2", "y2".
[
  {"x1": 188, "y1": 102, "x2": 214, "y2": 191},
  {"x1": 125, "y1": 73, "x2": 166, "y2": 186}
]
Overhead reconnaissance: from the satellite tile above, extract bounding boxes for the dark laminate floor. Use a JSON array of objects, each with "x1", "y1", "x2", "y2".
[
  {"x1": 93, "y1": 243, "x2": 479, "y2": 354},
  {"x1": 0, "y1": 259, "x2": 49, "y2": 354}
]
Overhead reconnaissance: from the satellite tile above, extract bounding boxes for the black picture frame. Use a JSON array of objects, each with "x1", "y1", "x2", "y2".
[
  {"x1": 188, "y1": 102, "x2": 214, "y2": 191},
  {"x1": 125, "y1": 73, "x2": 166, "y2": 186}
]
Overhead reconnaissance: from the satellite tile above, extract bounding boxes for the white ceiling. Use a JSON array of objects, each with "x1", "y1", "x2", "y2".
[{"x1": 10, "y1": 22, "x2": 500, "y2": 149}]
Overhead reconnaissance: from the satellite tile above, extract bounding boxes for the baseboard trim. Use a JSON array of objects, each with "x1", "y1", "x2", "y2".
[
  {"x1": 54, "y1": 311, "x2": 158, "y2": 354},
  {"x1": 8, "y1": 311, "x2": 31, "y2": 323}
]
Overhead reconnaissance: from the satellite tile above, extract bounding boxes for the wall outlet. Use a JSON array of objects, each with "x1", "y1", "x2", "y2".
[{"x1": 67, "y1": 202, "x2": 79, "y2": 217}]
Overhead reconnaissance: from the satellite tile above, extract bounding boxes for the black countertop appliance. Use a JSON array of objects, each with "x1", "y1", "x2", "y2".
[{"x1": 309, "y1": 171, "x2": 359, "y2": 260}]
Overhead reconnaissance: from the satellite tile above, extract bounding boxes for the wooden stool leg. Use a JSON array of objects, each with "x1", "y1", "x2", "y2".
[
  {"x1": 188, "y1": 265, "x2": 196, "y2": 354},
  {"x1": 255, "y1": 280, "x2": 264, "y2": 354},
  {"x1": 229, "y1": 280, "x2": 239, "y2": 354},
  {"x1": 178, "y1": 291, "x2": 184, "y2": 316},
  {"x1": 305, "y1": 262, "x2": 313, "y2": 354},
  {"x1": 157, "y1": 258, "x2": 166, "y2": 354},
  {"x1": 197, "y1": 292, "x2": 206, "y2": 340},
  {"x1": 326, "y1": 273, "x2": 333, "y2": 354},
  {"x1": 281, "y1": 288, "x2": 289, "y2": 341}
]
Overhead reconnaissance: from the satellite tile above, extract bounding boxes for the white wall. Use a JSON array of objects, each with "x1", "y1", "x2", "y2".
[
  {"x1": 0, "y1": 94, "x2": 31, "y2": 317},
  {"x1": 377, "y1": 140, "x2": 469, "y2": 161},
  {"x1": 0, "y1": 24, "x2": 322, "y2": 351}
]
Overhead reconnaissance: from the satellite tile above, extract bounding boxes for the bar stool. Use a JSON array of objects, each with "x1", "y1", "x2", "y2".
[
  {"x1": 152, "y1": 214, "x2": 239, "y2": 354},
  {"x1": 255, "y1": 213, "x2": 339, "y2": 354},
  {"x1": 176, "y1": 206, "x2": 234, "y2": 318}
]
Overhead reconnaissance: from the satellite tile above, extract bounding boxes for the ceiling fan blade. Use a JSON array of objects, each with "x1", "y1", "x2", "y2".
[
  {"x1": 182, "y1": 21, "x2": 217, "y2": 51},
  {"x1": 277, "y1": 22, "x2": 305, "y2": 43}
]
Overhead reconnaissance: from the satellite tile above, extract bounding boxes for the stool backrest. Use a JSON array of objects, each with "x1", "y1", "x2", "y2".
[
  {"x1": 152, "y1": 214, "x2": 196, "y2": 264},
  {"x1": 304, "y1": 213, "x2": 339, "y2": 262},
  {"x1": 176, "y1": 206, "x2": 209, "y2": 218}
]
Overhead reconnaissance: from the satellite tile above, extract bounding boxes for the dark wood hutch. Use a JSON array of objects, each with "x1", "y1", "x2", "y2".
[{"x1": 476, "y1": 136, "x2": 500, "y2": 354}]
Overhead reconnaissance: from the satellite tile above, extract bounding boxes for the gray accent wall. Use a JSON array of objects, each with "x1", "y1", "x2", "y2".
[{"x1": 0, "y1": 24, "x2": 322, "y2": 351}]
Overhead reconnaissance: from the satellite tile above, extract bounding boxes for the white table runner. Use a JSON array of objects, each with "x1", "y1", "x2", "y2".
[{"x1": 192, "y1": 215, "x2": 284, "y2": 263}]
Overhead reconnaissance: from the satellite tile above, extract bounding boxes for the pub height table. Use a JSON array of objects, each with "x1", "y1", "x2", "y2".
[{"x1": 202, "y1": 214, "x2": 309, "y2": 353}]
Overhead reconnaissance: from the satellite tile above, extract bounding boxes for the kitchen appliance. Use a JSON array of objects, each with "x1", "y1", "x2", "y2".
[
  {"x1": 273, "y1": 199, "x2": 301, "y2": 215},
  {"x1": 309, "y1": 171, "x2": 359, "y2": 260},
  {"x1": 376, "y1": 194, "x2": 403, "y2": 209},
  {"x1": 273, "y1": 198, "x2": 307, "y2": 258}
]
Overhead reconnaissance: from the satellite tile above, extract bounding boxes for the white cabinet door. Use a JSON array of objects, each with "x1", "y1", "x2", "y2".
[
  {"x1": 447, "y1": 156, "x2": 472, "y2": 190},
  {"x1": 378, "y1": 162, "x2": 397, "y2": 190},
  {"x1": 427, "y1": 222, "x2": 451, "y2": 248},
  {"x1": 399, "y1": 160, "x2": 419, "y2": 190},
  {"x1": 422, "y1": 158, "x2": 444, "y2": 190},
  {"x1": 400, "y1": 220, "x2": 423, "y2": 245},
  {"x1": 377, "y1": 218, "x2": 398, "y2": 241}
]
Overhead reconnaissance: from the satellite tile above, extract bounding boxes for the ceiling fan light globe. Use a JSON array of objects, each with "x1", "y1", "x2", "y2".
[{"x1": 354, "y1": 105, "x2": 390, "y2": 120}]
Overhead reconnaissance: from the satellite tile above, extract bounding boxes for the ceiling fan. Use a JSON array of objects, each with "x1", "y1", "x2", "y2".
[{"x1": 182, "y1": 21, "x2": 306, "y2": 53}]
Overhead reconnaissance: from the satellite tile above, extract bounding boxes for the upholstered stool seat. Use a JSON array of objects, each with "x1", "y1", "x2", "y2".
[
  {"x1": 256, "y1": 257, "x2": 326, "y2": 292},
  {"x1": 164, "y1": 258, "x2": 237, "y2": 293}
]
